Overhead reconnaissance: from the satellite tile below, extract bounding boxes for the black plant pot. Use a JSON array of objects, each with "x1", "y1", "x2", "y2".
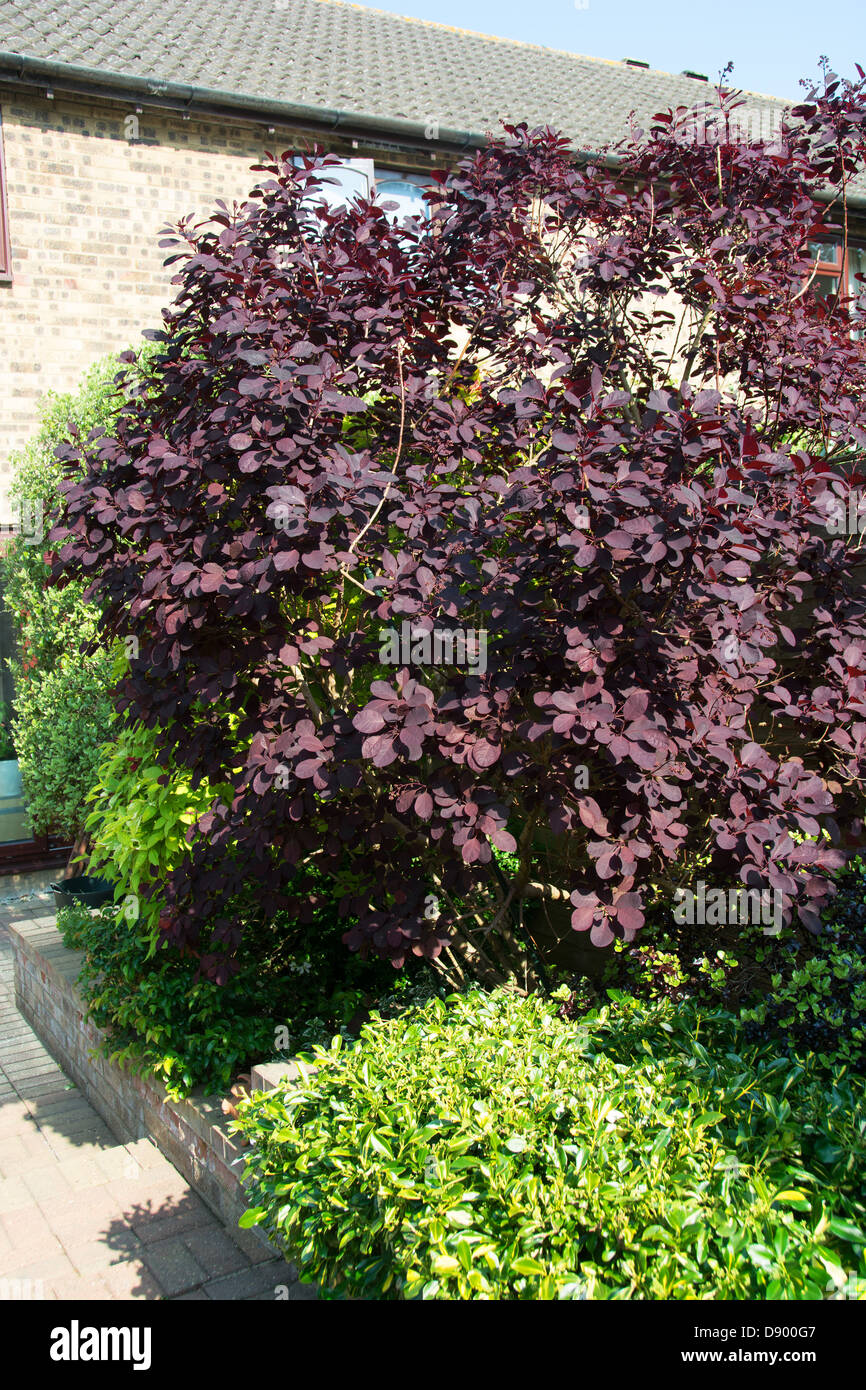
[{"x1": 51, "y1": 875, "x2": 115, "y2": 913}]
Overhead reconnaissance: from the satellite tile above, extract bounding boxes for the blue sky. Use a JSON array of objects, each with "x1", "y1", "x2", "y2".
[{"x1": 364, "y1": 0, "x2": 864, "y2": 101}]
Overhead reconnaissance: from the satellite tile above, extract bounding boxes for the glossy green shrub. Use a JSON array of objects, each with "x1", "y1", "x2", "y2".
[
  {"x1": 234, "y1": 988, "x2": 866, "y2": 1300},
  {"x1": 84, "y1": 719, "x2": 231, "y2": 945},
  {"x1": 57, "y1": 900, "x2": 281, "y2": 1098},
  {"x1": 739, "y1": 929, "x2": 866, "y2": 1069},
  {"x1": 601, "y1": 861, "x2": 866, "y2": 1070},
  {"x1": 12, "y1": 656, "x2": 114, "y2": 841},
  {"x1": 56, "y1": 865, "x2": 411, "y2": 1098},
  {"x1": 765, "y1": 862, "x2": 866, "y2": 1067},
  {"x1": 0, "y1": 702, "x2": 15, "y2": 761}
]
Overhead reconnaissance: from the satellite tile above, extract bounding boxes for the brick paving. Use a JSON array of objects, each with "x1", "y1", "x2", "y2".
[{"x1": 0, "y1": 895, "x2": 315, "y2": 1302}]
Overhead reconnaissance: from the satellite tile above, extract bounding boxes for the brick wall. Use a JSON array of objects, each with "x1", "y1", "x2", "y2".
[{"x1": 0, "y1": 88, "x2": 429, "y2": 522}]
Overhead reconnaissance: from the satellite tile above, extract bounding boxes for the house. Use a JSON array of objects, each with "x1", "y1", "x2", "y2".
[{"x1": 0, "y1": 0, "x2": 839, "y2": 524}]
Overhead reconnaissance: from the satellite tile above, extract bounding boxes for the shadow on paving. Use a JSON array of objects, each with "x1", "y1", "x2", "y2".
[
  {"x1": 0, "y1": 909, "x2": 316, "y2": 1302},
  {"x1": 98, "y1": 1194, "x2": 315, "y2": 1301}
]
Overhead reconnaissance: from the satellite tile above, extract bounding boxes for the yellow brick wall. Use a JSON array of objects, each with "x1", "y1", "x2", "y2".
[{"x1": 0, "y1": 90, "x2": 425, "y2": 522}]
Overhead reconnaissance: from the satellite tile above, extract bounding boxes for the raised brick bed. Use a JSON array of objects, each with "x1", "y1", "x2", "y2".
[{"x1": 8, "y1": 914, "x2": 280, "y2": 1261}]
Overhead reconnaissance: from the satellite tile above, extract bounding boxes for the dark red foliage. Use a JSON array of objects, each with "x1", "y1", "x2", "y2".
[{"x1": 50, "y1": 75, "x2": 866, "y2": 982}]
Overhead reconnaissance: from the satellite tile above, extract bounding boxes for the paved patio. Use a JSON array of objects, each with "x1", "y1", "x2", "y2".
[{"x1": 0, "y1": 894, "x2": 312, "y2": 1301}]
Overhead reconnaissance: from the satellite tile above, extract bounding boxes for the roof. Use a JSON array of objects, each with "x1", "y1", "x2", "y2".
[{"x1": 0, "y1": 0, "x2": 787, "y2": 153}]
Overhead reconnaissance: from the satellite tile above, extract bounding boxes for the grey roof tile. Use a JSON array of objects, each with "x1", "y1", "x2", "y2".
[{"x1": 0, "y1": 0, "x2": 788, "y2": 150}]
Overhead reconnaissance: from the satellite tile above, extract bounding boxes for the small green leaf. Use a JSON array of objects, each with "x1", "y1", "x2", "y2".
[{"x1": 828, "y1": 1218, "x2": 866, "y2": 1245}]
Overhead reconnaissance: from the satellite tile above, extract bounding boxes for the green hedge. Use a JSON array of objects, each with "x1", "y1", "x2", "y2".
[
  {"x1": 84, "y1": 719, "x2": 231, "y2": 945},
  {"x1": 234, "y1": 988, "x2": 866, "y2": 1300},
  {"x1": 57, "y1": 900, "x2": 285, "y2": 1098},
  {"x1": 12, "y1": 655, "x2": 114, "y2": 842},
  {"x1": 56, "y1": 873, "x2": 416, "y2": 1099},
  {"x1": 0, "y1": 352, "x2": 148, "y2": 838}
]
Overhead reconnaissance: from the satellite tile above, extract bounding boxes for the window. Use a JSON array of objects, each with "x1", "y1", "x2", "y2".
[
  {"x1": 300, "y1": 157, "x2": 375, "y2": 208},
  {"x1": 848, "y1": 244, "x2": 866, "y2": 304},
  {"x1": 292, "y1": 158, "x2": 435, "y2": 225},
  {"x1": 0, "y1": 110, "x2": 11, "y2": 283},
  {"x1": 806, "y1": 238, "x2": 866, "y2": 332},
  {"x1": 808, "y1": 240, "x2": 843, "y2": 305},
  {"x1": 375, "y1": 176, "x2": 430, "y2": 224}
]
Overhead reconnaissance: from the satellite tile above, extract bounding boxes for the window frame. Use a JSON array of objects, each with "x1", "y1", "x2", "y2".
[
  {"x1": 807, "y1": 237, "x2": 865, "y2": 320},
  {"x1": 291, "y1": 157, "x2": 436, "y2": 226},
  {"x1": 0, "y1": 109, "x2": 12, "y2": 283},
  {"x1": 846, "y1": 242, "x2": 866, "y2": 309},
  {"x1": 298, "y1": 156, "x2": 375, "y2": 208}
]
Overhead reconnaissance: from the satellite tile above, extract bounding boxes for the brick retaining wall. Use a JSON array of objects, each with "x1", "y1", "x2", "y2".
[{"x1": 8, "y1": 915, "x2": 272, "y2": 1259}]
